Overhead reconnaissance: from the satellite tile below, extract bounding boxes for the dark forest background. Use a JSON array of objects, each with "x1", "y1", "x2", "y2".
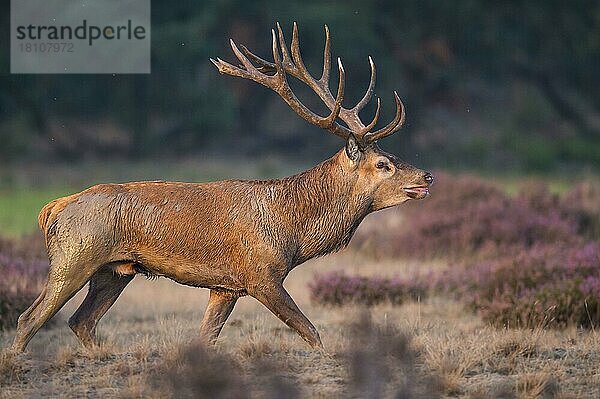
[{"x1": 1, "y1": 0, "x2": 599, "y2": 172}]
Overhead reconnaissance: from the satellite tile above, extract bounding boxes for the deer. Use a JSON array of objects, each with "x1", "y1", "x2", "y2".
[{"x1": 11, "y1": 22, "x2": 432, "y2": 353}]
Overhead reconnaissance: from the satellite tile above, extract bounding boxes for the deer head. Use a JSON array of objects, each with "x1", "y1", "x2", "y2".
[{"x1": 211, "y1": 22, "x2": 433, "y2": 211}]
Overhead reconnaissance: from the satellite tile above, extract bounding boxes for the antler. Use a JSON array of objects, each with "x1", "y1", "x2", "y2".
[{"x1": 210, "y1": 22, "x2": 405, "y2": 144}]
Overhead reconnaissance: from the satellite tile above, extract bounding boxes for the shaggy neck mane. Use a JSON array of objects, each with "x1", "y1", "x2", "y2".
[{"x1": 274, "y1": 153, "x2": 372, "y2": 263}]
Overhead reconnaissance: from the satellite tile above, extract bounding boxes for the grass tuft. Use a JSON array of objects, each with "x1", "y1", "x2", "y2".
[{"x1": 0, "y1": 350, "x2": 26, "y2": 387}]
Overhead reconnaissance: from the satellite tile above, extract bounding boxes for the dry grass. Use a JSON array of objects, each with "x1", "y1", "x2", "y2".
[
  {"x1": 0, "y1": 350, "x2": 26, "y2": 388},
  {"x1": 1, "y1": 251, "x2": 599, "y2": 398}
]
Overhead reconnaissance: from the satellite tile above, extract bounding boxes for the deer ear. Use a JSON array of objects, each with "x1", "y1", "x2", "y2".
[{"x1": 345, "y1": 134, "x2": 362, "y2": 164}]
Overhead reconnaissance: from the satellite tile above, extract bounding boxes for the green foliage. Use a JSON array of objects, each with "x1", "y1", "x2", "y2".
[
  {"x1": 0, "y1": 189, "x2": 71, "y2": 237},
  {"x1": 511, "y1": 135, "x2": 559, "y2": 171},
  {"x1": 559, "y1": 138, "x2": 600, "y2": 165},
  {"x1": 0, "y1": 115, "x2": 35, "y2": 161},
  {"x1": 0, "y1": 1, "x2": 599, "y2": 169}
]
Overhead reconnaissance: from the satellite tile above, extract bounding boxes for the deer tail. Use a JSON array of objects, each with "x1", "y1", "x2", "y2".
[{"x1": 38, "y1": 199, "x2": 59, "y2": 236}]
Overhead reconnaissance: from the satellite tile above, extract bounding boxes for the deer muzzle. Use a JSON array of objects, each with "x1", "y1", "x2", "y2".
[{"x1": 403, "y1": 172, "x2": 433, "y2": 199}]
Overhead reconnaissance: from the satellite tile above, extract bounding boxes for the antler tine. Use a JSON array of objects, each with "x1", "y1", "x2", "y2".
[
  {"x1": 229, "y1": 39, "x2": 260, "y2": 73},
  {"x1": 276, "y1": 22, "x2": 295, "y2": 71},
  {"x1": 211, "y1": 36, "x2": 278, "y2": 89},
  {"x1": 239, "y1": 44, "x2": 276, "y2": 73},
  {"x1": 322, "y1": 58, "x2": 345, "y2": 128},
  {"x1": 271, "y1": 29, "x2": 284, "y2": 73},
  {"x1": 352, "y1": 56, "x2": 376, "y2": 113},
  {"x1": 358, "y1": 97, "x2": 381, "y2": 135},
  {"x1": 364, "y1": 91, "x2": 406, "y2": 142},
  {"x1": 290, "y1": 22, "x2": 321, "y2": 87},
  {"x1": 320, "y1": 25, "x2": 331, "y2": 84},
  {"x1": 210, "y1": 57, "x2": 257, "y2": 81}
]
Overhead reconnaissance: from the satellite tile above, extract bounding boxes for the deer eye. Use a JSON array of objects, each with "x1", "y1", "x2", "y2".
[{"x1": 376, "y1": 161, "x2": 388, "y2": 170}]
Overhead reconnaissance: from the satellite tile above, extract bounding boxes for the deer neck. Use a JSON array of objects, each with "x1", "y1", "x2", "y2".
[{"x1": 280, "y1": 150, "x2": 372, "y2": 263}]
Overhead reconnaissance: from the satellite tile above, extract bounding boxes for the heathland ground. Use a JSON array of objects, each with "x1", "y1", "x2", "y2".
[{"x1": 1, "y1": 162, "x2": 599, "y2": 398}]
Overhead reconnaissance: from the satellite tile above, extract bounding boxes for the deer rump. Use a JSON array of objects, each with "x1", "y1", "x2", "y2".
[{"x1": 40, "y1": 181, "x2": 280, "y2": 292}]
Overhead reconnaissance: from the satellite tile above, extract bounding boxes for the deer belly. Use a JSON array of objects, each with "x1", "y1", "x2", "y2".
[{"x1": 122, "y1": 248, "x2": 246, "y2": 291}]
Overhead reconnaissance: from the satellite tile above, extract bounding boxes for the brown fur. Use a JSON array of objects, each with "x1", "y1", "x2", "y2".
[
  {"x1": 11, "y1": 145, "x2": 430, "y2": 352},
  {"x1": 38, "y1": 193, "x2": 79, "y2": 236},
  {"x1": 10, "y1": 25, "x2": 432, "y2": 352}
]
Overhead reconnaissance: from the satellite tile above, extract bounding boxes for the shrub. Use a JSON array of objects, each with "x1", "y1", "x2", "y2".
[
  {"x1": 0, "y1": 234, "x2": 48, "y2": 330},
  {"x1": 147, "y1": 315, "x2": 441, "y2": 398},
  {"x1": 438, "y1": 242, "x2": 600, "y2": 328},
  {"x1": 309, "y1": 271, "x2": 428, "y2": 306},
  {"x1": 340, "y1": 174, "x2": 600, "y2": 329},
  {"x1": 342, "y1": 312, "x2": 442, "y2": 398},
  {"x1": 561, "y1": 181, "x2": 600, "y2": 239},
  {"x1": 151, "y1": 342, "x2": 252, "y2": 399},
  {"x1": 0, "y1": 232, "x2": 47, "y2": 260}
]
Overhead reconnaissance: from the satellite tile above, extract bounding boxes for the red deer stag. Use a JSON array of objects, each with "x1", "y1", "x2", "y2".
[{"x1": 11, "y1": 23, "x2": 432, "y2": 352}]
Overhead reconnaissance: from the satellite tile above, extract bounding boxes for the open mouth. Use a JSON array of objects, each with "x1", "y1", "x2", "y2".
[{"x1": 403, "y1": 185, "x2": 429, "y2": 199}]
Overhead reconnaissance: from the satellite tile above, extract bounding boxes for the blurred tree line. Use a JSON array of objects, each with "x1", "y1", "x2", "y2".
[{"x1": 0, "y1": 0, "x2": 599, "y2": 171}]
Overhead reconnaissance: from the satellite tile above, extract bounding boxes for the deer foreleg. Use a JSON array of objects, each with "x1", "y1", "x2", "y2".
[
  {"x1": 250, "y1": 283, "x2": 323, "y2": 348},
  {"x1": 199, "y1": 289, "x2": 238, "y2": 345}
]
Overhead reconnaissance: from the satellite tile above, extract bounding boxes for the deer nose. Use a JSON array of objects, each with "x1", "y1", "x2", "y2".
[{"x1": 424, "y1": 172, "x2": 434, "y2": 185}]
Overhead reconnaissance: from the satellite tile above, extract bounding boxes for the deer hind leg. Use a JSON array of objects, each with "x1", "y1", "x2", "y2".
[
  {"x1": 68, "y1": 265, "x2": 134, "y2": 348},
  {"x1": 250, "y1": 283, "x2": 323, "y2": 349},
  {"x1": 199, "y1": 289, "x2": 238, "y2": 345},
  {"x1": 11, "y1": 252, "x2": 100, "y2": 353},
  {"x1": 13, "y1": 283, "x2": 48, "y2": 329}
]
